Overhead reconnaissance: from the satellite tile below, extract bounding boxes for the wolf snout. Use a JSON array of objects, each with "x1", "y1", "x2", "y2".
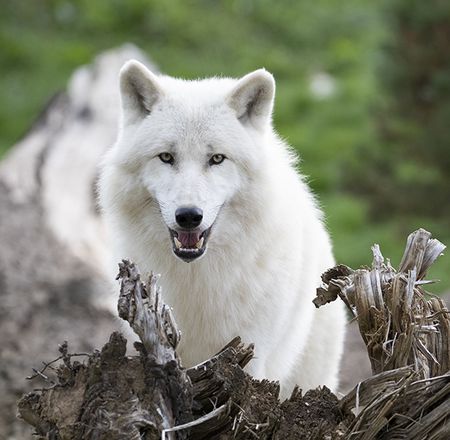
[{"x1": 175, "y1": 206, "x2": 203, "y2": 229}]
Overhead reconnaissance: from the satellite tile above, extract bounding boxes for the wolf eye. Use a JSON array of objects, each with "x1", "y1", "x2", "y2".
[
  {"x1": 209, "y1": 154, "x2": 226, "y2": 166},
  {"x1": 158, "y1": 152, "x2": 174, "y2": 165}
]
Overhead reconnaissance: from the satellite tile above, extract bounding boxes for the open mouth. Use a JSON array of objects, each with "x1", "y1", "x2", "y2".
[{"x1": 169, "y1": 226, "x2": 212, "y2": 262}]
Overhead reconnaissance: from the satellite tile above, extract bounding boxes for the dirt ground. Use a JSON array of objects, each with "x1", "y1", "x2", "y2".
[{"x1": 17, "y1": 332, "x2": 355, "y2": 439}]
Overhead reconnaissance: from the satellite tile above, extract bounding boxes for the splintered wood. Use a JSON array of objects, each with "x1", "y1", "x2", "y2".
[
  {"x1": 314, "y1": 228, "x2": 449, "y2": 377},
  {"x1": 314, "y1": 228, "x2": 450, "y2": 439},
  {"x1": 117, "y1": 261, "x2": 181, "y2": 365}
]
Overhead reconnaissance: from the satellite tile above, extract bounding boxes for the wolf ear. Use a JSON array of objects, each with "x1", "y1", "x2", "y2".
[
  {"x1": 227, "y1": 69, "x2": 275, "y2": 130},
  {"x1": 119, "y1": 60, "x2": 163, "y2": 125}
]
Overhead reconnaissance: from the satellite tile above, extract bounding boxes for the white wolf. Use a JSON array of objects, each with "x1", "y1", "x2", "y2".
[{"x1": 99, "y1": 60, "x2": 346, "y2": 398}]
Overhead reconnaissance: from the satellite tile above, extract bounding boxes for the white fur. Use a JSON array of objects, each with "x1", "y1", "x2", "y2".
[{"x1": 99, "y1": 60, "x2": 346, "y2": 398}]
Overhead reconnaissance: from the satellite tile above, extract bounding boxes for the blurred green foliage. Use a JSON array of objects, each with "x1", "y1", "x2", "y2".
[
  {"x1": 346, "y1": 0, "x2": 450, "y2": 219},
  {"x1": 0, "y1": 0, "x2": 448, "y2": 290}
]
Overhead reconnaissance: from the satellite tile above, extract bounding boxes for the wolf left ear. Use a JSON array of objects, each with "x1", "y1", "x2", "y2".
[
  {"x1": 119, "y1": 60, "x2": 163, "y2": 125},
  {"x1": 227, "y1": 69, "x2": 275, "y2": 130}
]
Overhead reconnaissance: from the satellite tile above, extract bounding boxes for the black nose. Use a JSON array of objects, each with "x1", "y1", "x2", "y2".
[{"x1": 175, "y1": 206, "x2": 203, "y2": 229}]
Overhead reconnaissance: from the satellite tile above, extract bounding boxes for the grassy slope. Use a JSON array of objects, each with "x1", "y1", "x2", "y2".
[{"x1": 0, "y1": 0, "x2": 447, "y2": 289}]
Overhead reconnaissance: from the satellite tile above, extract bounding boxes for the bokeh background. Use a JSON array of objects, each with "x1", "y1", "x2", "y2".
[{"x1": 1, "y1": 0, "x2": 449, "y2": 290}]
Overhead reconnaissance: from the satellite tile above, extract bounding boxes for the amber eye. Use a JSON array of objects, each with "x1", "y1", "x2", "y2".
[
  {"x1": 158, "y1": 152, "x2": 174, "y2": 165},
  {"x1": 209, "y1": 154, "x2": 226, "y2": 166}
]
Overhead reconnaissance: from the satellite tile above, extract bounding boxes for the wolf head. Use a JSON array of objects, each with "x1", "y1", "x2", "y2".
[{"x1": 102, "y1": 60, "x2": 276, "y2": 263}]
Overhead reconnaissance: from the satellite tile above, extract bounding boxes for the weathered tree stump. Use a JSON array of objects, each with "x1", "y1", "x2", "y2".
[
  {"x1": 18, "y1": 260, "x2": 353, "y2": 439},
  {"x1": 18, "y1": 230, "x2": 450, "y2": 439},
  {"x1": 315, "y1": 228, "x2": 450, "y2": 439}
]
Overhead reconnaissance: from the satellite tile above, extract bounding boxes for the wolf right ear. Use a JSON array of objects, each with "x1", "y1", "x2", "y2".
[
  {"x1": 227, "y1": 69, "x2": 275, "y2": 130},
  {"x1": 119, "y1": 60, "x2": 163, "y2": 125}
]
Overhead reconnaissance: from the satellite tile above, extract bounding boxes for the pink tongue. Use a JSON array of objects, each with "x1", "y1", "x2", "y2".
[{"x1": 178, "y1": 231, "x2": 200, "y2": 248}]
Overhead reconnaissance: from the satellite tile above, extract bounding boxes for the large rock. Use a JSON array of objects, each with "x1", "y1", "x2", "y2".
[{"x1": 0, "y1": 45, "x2": 157, "y2": 439}]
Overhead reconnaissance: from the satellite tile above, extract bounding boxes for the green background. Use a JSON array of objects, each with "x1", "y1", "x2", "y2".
[{"x1": 1, "y1": 0, "x2": 448, "y2": 291}]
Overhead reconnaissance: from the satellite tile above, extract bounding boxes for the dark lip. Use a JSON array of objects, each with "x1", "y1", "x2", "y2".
[{"x1": 168, "y1": 226, "x2": 212, "y2": 263}]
